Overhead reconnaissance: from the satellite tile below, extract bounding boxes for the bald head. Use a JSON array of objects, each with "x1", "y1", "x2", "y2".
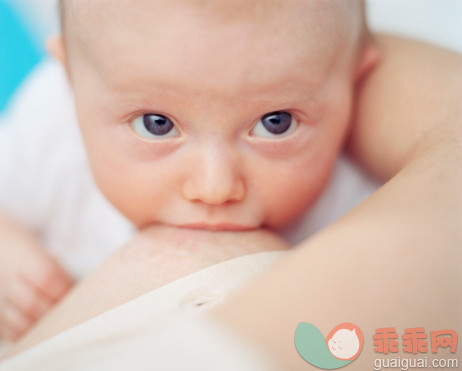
[
  {"x1": 58, "y1": 0, "x2": 368, "y2": 42},
  {"x1": 57, "y1": 0, "x2": 371, "y2": 82},
  {"x1": 58, "y1": 0, "x2": 369, "y2": 84}
]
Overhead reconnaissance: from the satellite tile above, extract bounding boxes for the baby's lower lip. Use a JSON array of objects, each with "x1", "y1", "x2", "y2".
[{"x1": 177, "y1": 223, "x2": 257, "y2": 231}]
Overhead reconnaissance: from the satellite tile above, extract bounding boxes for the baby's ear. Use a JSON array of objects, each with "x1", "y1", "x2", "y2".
[
  {"x1": 47, "y1": 35, "x2": 67, "y2": 69},
  {"x1": 355, "y1": 40, "x2": 381, "y2": 82}
]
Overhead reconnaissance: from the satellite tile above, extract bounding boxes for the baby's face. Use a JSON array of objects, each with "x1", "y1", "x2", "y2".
[{"x1": 60, "y1": 0, "x2": 368, "y2": 230}]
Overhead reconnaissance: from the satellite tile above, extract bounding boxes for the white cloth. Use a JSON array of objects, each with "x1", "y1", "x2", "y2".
[
  {"x1": 0, "y1": 59, "x2": 380, "y2": 279},
  {"x1": 1, "y1": 314, "x2": 278, "y2": 371},
  {"x1": 0, "y1": 61, "x2": 135, "y2": 279},
  {"x1": 0, "y1": 251, "x2": 287, "y2": 370}
]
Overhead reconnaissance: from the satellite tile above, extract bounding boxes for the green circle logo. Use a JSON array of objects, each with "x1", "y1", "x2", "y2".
[{"x1": 294, "y1": 322, "x2": 364, "y2": 369}]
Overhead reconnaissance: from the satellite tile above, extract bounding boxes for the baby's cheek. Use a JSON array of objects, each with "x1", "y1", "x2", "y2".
[
  {"x1": 89, "y1": 153, "x2": 171, "y2": 227},
  {"x1": 259, "y1": 161, "x2": 332, "y2": 228}
]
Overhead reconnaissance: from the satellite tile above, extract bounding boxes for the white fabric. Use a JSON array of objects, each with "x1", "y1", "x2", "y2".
[
  {"x1": 366, "y1": 0, "x2": 462, "y2": 54},
  {"x1": 0, "y1": 251, "x2": 287, "y2": 370},
  {"x1": 0, "y1": 58, "x2": 380, "y2": 279},
  {"x1": 1, "y1": 314, "x2": 279, "y2": 371},
  {"x1": 0, "y1": 61, "x2": 135, "y2": 279}
]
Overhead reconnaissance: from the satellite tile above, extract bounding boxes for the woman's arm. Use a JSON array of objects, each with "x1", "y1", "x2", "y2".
[
  {"x1": 348, "y1": 34, "x2": 462, "y2": 181},
  {"x1": 212, "y1": 122, "x2": 461, "y2": 369}
]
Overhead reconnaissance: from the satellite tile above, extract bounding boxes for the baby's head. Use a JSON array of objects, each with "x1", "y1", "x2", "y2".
[{"x1": 51, "y1": 0, "x2": 378, "y2": 231}]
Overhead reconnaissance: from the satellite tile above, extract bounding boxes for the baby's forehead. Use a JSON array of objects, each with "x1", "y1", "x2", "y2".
[
  {"x1": 62, "y1": 0, "x2": 363, "y2": 97},
  {"x1": 63, "y1": 0, "x2": 363, "y2": 66},
  {"x1": 63, "y1": 0, "x2": 361, "y2": 34}
]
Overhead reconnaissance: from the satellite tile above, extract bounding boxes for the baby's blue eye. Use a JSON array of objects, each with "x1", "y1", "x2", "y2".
[
  {"x1": 130, "y1": 114, "x2": 179, "y2": 139},
  {"x1": 251, "y1": 111, "x2": 298, "y2": 138}
]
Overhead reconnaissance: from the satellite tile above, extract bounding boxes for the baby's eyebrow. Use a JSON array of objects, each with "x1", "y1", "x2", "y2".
[
  {"x1": 95, "y1": 63, "x2": 325, "y2": 118},
  {"x1": 107, "y1": 86, "x2": 320, "y2": 116},
  {"x1": 109, "y1": 75, "x2": 321, "y2": 102}
]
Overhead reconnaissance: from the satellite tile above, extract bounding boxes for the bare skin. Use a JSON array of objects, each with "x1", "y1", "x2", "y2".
[
  {"x1": 7, "y1": 226, "x2": 289, "y2": 356},
  {"x1": 0, "y1": 217, "x2": 72, "y2": 342},
  {"x1": 347, "y1": 34, "x2": 462, "y2": 180}
]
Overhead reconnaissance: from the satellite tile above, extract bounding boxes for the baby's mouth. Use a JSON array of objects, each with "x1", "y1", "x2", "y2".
[{"x1": 176, "y1": 222, "x2": 258, "y2": 231}]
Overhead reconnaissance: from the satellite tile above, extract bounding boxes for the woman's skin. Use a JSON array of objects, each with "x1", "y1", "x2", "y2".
[
  {"x1": 5, "y1": 34, "x2": 462, "y2": 366},
  {"x1": 348, "y1": 35, "x2": 462, "y2": 180},
  {"x1": 7, "y1": 227, "x2": 289, "y2": 356}
]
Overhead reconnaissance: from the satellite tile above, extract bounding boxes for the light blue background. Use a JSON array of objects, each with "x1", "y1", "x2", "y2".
[{"x1": 0, "y1": 0, "x2": 44, "y2": 111}]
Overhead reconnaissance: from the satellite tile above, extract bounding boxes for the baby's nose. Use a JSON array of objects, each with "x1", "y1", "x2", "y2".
[{"x1": 182, "y1": 147, "x2": 245, "y2": 205}]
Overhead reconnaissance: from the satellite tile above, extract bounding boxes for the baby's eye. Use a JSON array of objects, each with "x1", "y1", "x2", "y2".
[
  {"x1": 250, "y1": 111, "x2": 298, "y2": 138},
  {"x1": 130, "y1": 113, "x2": 179, "y2": 139}
]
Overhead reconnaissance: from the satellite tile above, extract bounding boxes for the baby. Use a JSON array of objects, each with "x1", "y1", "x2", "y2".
[{"x1": 0, "y1": 0, "x2": 380, "y2": 342}]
